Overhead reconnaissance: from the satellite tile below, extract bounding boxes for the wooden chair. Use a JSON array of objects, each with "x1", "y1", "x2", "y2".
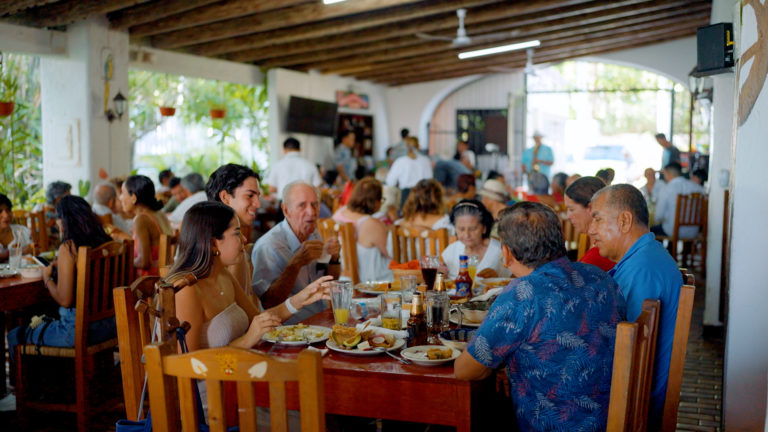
[
  {"x1": 317, "y1": 218, "x2": 359, "y2": 284},
  {"x1": 560, "y1": 216, "x2": 579, "y2": 251},
  {"x1": 12, "y1": 209, "x2": 49, "y2": 252},
  {"x1": 576, "y1": 233, "x2": 590, "y2": 261},
  {"x1": 114, "y1": 275, "x2": 161, "y2": 420},
  {"x1": 607, "y1": 299, "x2": 660, "y2": 432},
  {"x1": 656, "y1": 193, "x2": 708, "y2": 272},
  {"x1": 158, "y1": 231, "x2": 180, "y2": 270},
  {"x1": 97, "y1": 213, "x2": 114, "y2": 226},
  {"x1": 15, "y1": 240, "x2": 134, "y2": 432},
  {"x1": 661, "y1": 284, "x2": 696, "y2": 432},
  {"x1": 390, "y1": 225, "x2": 450, "y2": 263},
  {"x1": 144, "y1": 345, "x2": 325, "y2": 432}
]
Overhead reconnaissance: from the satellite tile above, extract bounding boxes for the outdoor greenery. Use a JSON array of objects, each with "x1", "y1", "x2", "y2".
[
  {"x1": 0, "y1": 53, "x2": 44, "y2": 210},
  {"x1": 128, "y1": 69, "x2": 269, "y2": 178}
]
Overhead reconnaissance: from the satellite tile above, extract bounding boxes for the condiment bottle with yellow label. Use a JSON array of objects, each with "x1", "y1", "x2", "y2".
[{"x1": 407, "y1": 291, "x2": 427, "y2": 346}]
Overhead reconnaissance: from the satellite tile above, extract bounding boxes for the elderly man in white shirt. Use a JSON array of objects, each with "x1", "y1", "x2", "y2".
[
  {"x1": 385, "y1": 136, "x2": 433, "y2": 205},
  {"x1": 167, "y1": 173, "x2": 208, "y2": 228},
  {"x1": 265, "y1": 137, "x2": 324, "y2": 197},
  {"x1": 91, "y1": 183, "x2": 132, "y2": 234},
  {"x1": 651, "y1": 162, "x2": 705, "y2": 239}
]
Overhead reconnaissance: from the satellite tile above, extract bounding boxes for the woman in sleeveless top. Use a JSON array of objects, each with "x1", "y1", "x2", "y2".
[
  {"x1": 120, "y1": 175, "x2": 173, "y2": 277},
  {"x1": 169, "y1": 201, "x2": 332, "y2": 352},
  {"x1": 332, "y1": 178, "x2": 392, "y2": 282},
  {"x1": 564, "y1": 176, "x2": 615, "y2": 272},
  {"x1": 6, "y1": 196, "x2": 116, "y2": 359},
  {"x1": 395, "y1": 178, "x2": 454, "y2": 235},
  {"x1": 0, "y1": 193, "x2": 34, "y2": 260}
]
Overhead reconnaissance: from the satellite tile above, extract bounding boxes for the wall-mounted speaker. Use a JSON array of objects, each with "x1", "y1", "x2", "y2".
[{"x1": 696, "y1": 23, "x2": 735, "y2": 74}]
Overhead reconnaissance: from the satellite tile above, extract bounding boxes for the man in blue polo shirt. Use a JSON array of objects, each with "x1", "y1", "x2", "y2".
[
  {"x1": 588, "y1": 183, "x2": 682, "y2": 430},
  {"x1": 455, "y1": 202, "x2": 625, "y2": 432}
]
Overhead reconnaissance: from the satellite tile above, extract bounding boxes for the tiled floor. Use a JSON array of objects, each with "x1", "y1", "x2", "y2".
[{"x1": 2, "y1": 275, "x2": 725, "y2": 431}]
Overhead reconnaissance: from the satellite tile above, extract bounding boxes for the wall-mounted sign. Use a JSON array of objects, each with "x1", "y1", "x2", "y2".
[{"x1": 336, "y1": 91, "x2": 369, "y2": 109}]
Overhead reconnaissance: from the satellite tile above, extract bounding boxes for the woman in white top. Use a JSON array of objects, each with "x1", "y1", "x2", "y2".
[
  {"x1": 441, "y1": 199, "x2": 511, "y2": 279},
  {"x1": 395, "y1": 178, "x2": 455, "y2": 235},
  {"x1": 332, "y1": 178, "x2": 392, "y2": 282},
  {"x1": 0, "y1": 193, "x2": 33, "y2": 261},
  {"x1": 169, "y1": 201, "x2": 332, "y2": 353}
]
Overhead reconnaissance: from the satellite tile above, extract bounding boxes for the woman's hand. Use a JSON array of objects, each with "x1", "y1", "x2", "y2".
[
  {"x1": 290, "y1": 275, "x2": 334, "y2": 310},
  {"x1": 244, "y1": 311, "x2": 282, "y2": 345},
  {"x1": 43, "y1": 260, "x2": 57, "y2": 280}
]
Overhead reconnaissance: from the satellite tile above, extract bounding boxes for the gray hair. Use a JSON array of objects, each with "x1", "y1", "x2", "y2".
[
  {"x1": 94, "y1": 183, "x2": 117, "y2": 205},
  {"x1": 181, "y1": 173, "x2": 205, "y2": 193},
  {"x1": 46, "y1": 181, "x2": 71, "y2": 204},
  {"x1": 591, "y1": 184, "x2": 649, "y2": 227},
  {"x1": 529, "y1": 172, "x2": 550, "y2": 195},
  {"x1": 282, "y1": 180, "x2": 319, "y2": 207},
  {"x1": 497, "y1": 201, "x2": 566, "y2": 269}
]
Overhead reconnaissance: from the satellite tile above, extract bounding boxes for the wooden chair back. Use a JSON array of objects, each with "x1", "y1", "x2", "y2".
[
  {"x1": 144, "y1": 345, "x2": 325, "y2": 432},
  {"x1": 97, "y1": 213, "x2": 114, "y2": 226},
  {"x1": 607, "y1": 299, "x2": 660, "y2": 432},
  {"x1": 317, "y1": 218, "x2": 359, "y2": 284},
  {"x1": 661, "y1": 284, "x2": 696, "y2": 432},
  {"x1": 560, "y1": 216, "x2": 579, "y2": 251},
  {"x1": 576, "y1": 233, "x2": 590, "y2": 261},
  {"x1": 114, "y1": 276, "x2": 161, "y2": 420},
  {"x1": 665, "y1": 193, "x2": 708, "y2": 261},
  {"x1": 390, "y1": 225, "x2": 449, "y2": 263},
  {"x1": 158, "y1": 231, "x2": 180, "y2": 270},
  {"x1": 12, "y1": 209, "x2": 49, "y2": 252}
]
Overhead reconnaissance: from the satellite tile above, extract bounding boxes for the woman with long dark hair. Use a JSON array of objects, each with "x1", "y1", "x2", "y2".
[
  {"x1": 169, "y1": 201, "x2": 331, "y2": 353},
  {"x1": 119, "y1": 175, "x2": 173, "y2": 277},
  {"x1": 6, "y1": 195, "x2": 117, "y2": 354}
]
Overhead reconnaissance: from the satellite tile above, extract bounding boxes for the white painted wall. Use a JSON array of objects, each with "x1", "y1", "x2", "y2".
[
  {"x1": 267, "y1": 68, "x2": 389, "y2": 170},
  {"x1": 40, "y1": 18, "x2": 130, "y2": 198},
  {"x1": 723, "y1": 1, "x2": 768, "y2": 429},
  {"x1": 0, "y1": 22, "x2": 66, "y2": 57}
]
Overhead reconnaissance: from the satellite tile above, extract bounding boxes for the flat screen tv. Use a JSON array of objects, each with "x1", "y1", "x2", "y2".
[{"x1": 285, "y1": 96, "x2": 338, "y2": 137}]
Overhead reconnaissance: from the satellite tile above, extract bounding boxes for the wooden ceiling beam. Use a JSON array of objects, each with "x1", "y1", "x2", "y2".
[
  {"x1": 147, "y1": 0, "x2": 435, "y2": 49},
  {"x1": 108, "y1": 0, "x2": 222, "y2": 30},
  {"x1": 359, "y1": 17, "x2": 706, "y2": 83},
  {"x1": 329, "y1": 11, "x2": 709, "y2": 78},
  {"x1": 384, "y1": 29, "x2": 696, "y2": 86},
  {"x1": 296, "y1": 3, "x2": 709, "y2": 73},
  {"x1": 127, "y1": 0, "x2": 309, "y2": 36},
  {"x1": 166, "y1": 0, "x2": 506, "y2": 53},
  {"x1": 8, "y1": 0, "x2": 151, "y2": 27},
  {"x1": 0, "y1": 0, "x2": 60, "y2": 17},
  {"x1": 202, "y1": 0, "x2": 594, "y2": 58}
]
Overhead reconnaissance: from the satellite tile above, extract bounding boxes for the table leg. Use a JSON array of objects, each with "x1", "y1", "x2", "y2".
[{"x1": 1, "y1": 312, "x2": 7, "y2": 396}]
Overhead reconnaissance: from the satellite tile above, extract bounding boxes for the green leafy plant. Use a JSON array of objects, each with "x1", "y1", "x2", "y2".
[
  {"x1": 78, "y1": 179, "x2": 91, "y2": 197},
  {"x1": 0, "y1": 55, "x2": 18, "y2": 102}
]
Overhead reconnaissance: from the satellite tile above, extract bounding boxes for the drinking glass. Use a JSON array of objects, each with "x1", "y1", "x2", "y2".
[
  {"x1": 467, "y1": 255, "x2": 479, "y2": 285},
  {"x1": 8, "y1": 243, "x2": 22, "y2": 272},
  {"x1": 400, "y1": 275, "x2": 417, "y2": 303},
  {"x1": 380, "y1": 292, "x2": 402, "y2": 330},
  {"x1": 420, "y1": 255, "x2": 439, "y2": 290},
  {"x1": 425, "y1": 290, "x2": 450, "y2": 332},
  {"x1": 330, "y1": 281, "x2": 353, "y2": 326}
]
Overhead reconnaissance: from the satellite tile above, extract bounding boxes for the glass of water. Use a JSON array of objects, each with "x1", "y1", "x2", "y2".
[{"x1": 8, "y1": 243, "x2": 22, "y2": 272}]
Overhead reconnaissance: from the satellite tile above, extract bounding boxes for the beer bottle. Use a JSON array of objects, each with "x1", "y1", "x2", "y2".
[
  {"x1": 453, "y1": 255, "x2": 472, "y2": 302},
  {"x1": 407, "y1": 291, "x2": 427, "y2": 346}
]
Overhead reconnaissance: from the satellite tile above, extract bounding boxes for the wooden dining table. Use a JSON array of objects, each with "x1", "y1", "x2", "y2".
[
  {"x1": 0, "y1": 273, "x2": 48, "y2": 395},
  {"x1": 250, "y1": 309, "x2": 504, "y2": 432}
]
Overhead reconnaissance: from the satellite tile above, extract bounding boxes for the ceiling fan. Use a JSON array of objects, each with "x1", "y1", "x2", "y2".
[
  {"x1": 416, "y1": 8, "x2": 519, "y2": 47},
  {"x1": 489, "y1": 48, "x2": 545, "y2": 76}
]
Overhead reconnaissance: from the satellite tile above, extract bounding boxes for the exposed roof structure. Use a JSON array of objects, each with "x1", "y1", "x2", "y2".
[{"x1": 0, "y1": 0, "x2": 711, "y2": 86}]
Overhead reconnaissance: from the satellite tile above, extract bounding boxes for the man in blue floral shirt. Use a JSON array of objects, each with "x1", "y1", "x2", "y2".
[{"x1": 455, "y1": 202, "x2": 626, "y2": 432}]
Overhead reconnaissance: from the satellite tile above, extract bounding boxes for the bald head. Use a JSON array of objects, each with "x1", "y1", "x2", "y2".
[
  {"x1": 94, "y1": 183, "x2": 117, "y2": 207},
  {"x1": 591, "y1": 184, "x2": 649, "y2": 228}
]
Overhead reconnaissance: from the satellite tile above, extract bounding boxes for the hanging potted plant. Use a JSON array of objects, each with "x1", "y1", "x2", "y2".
[
  {"x1": 209, "y1": 82, "x2": 226, "y2": 119},
  {"x1": 158, "y1": 73, "x2": 177, "y2": 117},
  {"x1": 159, "y1": 106, "x2": 176, "y2": 117},
  {"x1": 0, "y1": 53, "x2": 18, "y2": 117},
  {"x1": 209, "y1": 106, "x2": 226, "y2": 119}
]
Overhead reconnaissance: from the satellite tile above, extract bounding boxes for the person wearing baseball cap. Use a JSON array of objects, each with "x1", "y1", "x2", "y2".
[{"x1": 522, "y1": 130, "x2": 554, "y2": 178}]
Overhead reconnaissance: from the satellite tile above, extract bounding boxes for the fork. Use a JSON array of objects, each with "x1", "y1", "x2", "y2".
[
  {"x1": 375, "y1": 347, "x2": 411, "y2": 364},
  {"x1": 267, "y1": 334, "x2": 284, "y2": 355}
]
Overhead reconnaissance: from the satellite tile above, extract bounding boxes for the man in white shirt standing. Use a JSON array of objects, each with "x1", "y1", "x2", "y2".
[
  {"x1": 265, "y1": 137, "x2": 324, "y2": 198},
  {"x1": 385, "y1": 136, "x2": 433, "y2": 206},
  {"x1": 651, "y1": 162, "x2": 704, "y2": 238},
  {"x1": 92, "y1": 183, "x2": 132, "y2": 234},
  {"x1": 167, "y1": 173, "x2": 208, "y2": 228}
]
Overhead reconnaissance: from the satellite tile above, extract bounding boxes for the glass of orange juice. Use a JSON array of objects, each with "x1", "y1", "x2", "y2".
[
  {"x1": 330, "y1": 281, "x2": 353, "y2": 325},
  {"x1": 467, "y1": 255, "x2": 479, "y2": 285}
]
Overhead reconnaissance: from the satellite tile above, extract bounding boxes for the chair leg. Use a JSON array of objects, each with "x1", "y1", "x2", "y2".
[
  {"x1": 75, "y1": 355, "x2": 90, "y2": 432},
  {"x1": 15, "y1": 351, "x2": 27, "y2": 429}
]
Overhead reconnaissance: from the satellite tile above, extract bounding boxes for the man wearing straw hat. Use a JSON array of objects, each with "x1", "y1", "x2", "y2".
[{"x1": 521, "y1": 130, "x2": 554, "y2": 178}]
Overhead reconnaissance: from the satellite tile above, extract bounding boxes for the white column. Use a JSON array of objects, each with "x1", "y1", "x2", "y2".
[
  {"x1": 723, "y1": 0, "x2": 768, "y2": 429},
  {"x1": 40, "y1": 17, "x2": 129, "y2": 199}
]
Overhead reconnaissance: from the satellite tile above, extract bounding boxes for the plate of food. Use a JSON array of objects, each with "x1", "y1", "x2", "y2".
[
  {"x1": 262, "y1": 324, "x2": 331, "y2": 345},
  {"x1": 449, "y1": 309, "x2": 483, "y2": 328},
  {"x1": 400, "y1": 345, "x2": 460, "y2": 366},
  {"x1": 477, "y1": 277, "x2": 512, "y2": 289},
  {"x1": 326, "y1": 325, "x2": 405, "y2": 356},
  {"x1": 355, "y1": 280, "x2": 400, "y2": 295},
  {"x1": 0, "y1": 268, "x2": 19, "y2": 278}
]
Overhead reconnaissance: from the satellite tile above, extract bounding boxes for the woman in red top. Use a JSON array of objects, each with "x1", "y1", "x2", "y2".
[{"x1": 564, "y1": 176, "x2": 615, "y2": 272}]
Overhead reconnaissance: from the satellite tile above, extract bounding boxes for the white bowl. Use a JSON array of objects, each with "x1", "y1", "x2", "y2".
[{"x1": 19, "y1": 266, "x2": 43, "y2": 279}]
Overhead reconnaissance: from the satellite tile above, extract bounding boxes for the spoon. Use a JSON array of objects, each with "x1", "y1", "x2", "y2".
[{"x1": 374, "y1": 347, "x2": 411, "y2": 364}]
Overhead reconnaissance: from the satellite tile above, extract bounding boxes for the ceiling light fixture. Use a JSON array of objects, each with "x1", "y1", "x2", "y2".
[
  {"x1": 458, "y1": 40, "x2": 541, "y2": 60},
  {"x1": 323, "y1": 0, "x2": 347, "y2": 4}
]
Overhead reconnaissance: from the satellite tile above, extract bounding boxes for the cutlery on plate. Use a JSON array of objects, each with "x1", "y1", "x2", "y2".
[
  {"x1": 267, "y1": 334, "x2": 284, "y2": 355},
  {"x1": 374, "y1": 347, "x2": 411, "y2": 364}
]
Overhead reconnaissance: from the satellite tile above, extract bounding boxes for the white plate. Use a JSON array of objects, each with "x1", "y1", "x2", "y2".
[
  {"x1": 262, "y1": 325, "x2": 331, "y2": 345},
  {"x1": 0, "y1": 269, "x2": 19, "y2": 278},
  {"x1": 477, "y1": 277, "x2": 512, "y2": 289},
  {"x1": 400, "y1": 345, "x2": 460, "y2": 366},
  {"x1": 326, "y1": 337, "x2": 405, "y2": 356},
  {"x1": 449, "y1": 310, "x2": 483, "y2": 328},
  {"x1": 355, "y1": 281, "x2": 401, "y2": 295}
]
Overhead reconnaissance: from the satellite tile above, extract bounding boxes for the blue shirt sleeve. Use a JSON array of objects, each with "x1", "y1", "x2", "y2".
[{"x1": 251, "y1": 237, "x2": 290, "y2": 297}]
